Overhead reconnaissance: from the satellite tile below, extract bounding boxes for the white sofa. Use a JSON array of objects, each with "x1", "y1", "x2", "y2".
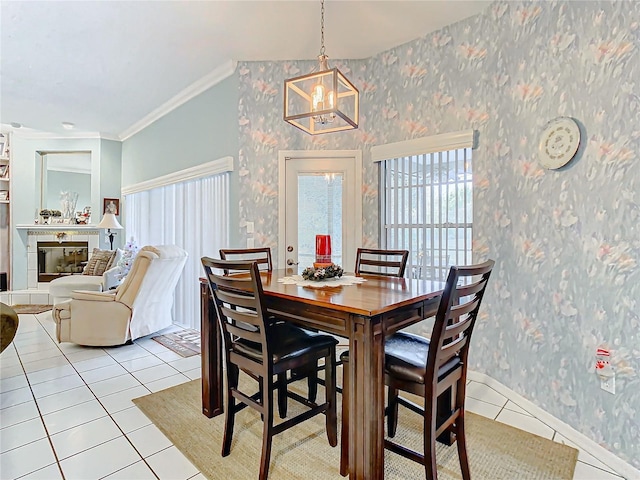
[{"x1": 52, "y1": 245, "x2": 188, "y2": 346}]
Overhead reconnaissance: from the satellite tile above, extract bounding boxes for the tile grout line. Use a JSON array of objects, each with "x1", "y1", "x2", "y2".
[
  {"x1": 36, "y1": 313, "x2": 167, "y2": 480},
  {"x1": 6, "y1": 314, "x2": 67, "y2": 480},
  {"x1": 12, "y1": 313, "x2": 161, "y2": 479}
]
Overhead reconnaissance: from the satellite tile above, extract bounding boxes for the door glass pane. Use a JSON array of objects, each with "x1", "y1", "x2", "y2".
[{"x1": 297, "y1": 173, "x2": 343, "y2": 267}]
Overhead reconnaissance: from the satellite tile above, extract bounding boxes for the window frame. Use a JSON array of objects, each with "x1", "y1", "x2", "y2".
[{"x1": 372, "y1": 130, "x2": 475, "y2": 280}]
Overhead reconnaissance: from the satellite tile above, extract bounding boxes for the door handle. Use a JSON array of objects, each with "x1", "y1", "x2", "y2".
[{"x1": 286, "y1": 259, "x2": 299, "y2": 266}]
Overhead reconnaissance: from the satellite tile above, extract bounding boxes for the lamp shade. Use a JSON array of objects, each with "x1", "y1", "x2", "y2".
[{"x1": 96, "y1": 213, "x2": 123, "y2": 230}]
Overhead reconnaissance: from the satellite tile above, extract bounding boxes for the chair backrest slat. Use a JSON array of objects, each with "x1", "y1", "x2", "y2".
[
  {"x1": 355, "y1": 248, "x2": 409, "y2": 277},
  {"x1": 219, "y1": 248, "x2": 273, "y2": 275},
  {"x1": 438, "y1": 336, "x2": 468, "y2": 365},
  {"x1": 443, "y1": 315, "x2": 474, "y2": 341},
  {"x1": 425, "y1": 259, "x2": 494, "y2": 383},
  {"x1": 456, "y1": 279, "x2": 485, "y2": 298}
]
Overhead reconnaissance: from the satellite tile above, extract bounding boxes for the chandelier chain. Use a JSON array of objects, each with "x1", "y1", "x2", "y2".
[{"x1": 319, "y1": 0, "x2": 325, "y2": 56}]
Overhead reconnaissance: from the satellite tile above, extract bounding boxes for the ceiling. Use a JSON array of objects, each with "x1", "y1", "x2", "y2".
[{"x1": 1, "y1": 1, "x2": 489, "y2": 139}]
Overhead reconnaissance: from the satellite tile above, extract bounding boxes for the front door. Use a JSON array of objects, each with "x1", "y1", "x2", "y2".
[{"x1": 278, "y1": 151, "x2": 362, "y2": 270}]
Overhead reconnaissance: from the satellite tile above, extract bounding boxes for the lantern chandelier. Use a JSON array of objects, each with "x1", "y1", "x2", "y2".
[{"x1": 283, "y1": 0, "x2": 359, "y2": 135}]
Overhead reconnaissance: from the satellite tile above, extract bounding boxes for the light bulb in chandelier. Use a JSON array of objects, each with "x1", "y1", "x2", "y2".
[
  {"x1": 311, "y1": 84, "x2": 336, "y2": 125},
  {"x1": 312, "y1": 84, "x2": 326, "y2": 111}
]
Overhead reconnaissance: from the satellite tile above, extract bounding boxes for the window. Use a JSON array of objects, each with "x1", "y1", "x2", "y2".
[{"x1": 373, "y1": 131, "x2": 474, "y2": 280}]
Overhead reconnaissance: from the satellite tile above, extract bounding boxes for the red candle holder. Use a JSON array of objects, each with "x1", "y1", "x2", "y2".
[{"x1": 314, "y1": 234, "x2": 332, "y2": 267}]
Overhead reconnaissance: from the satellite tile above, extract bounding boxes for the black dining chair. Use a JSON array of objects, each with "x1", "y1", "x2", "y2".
[
  {"x1": 340, "y1": 259, "x2": 494, "y2": 479},
  {"x1": 355, "y1": 248, "x2": 409, "y2": 277},
  {"x1": 219, "y1": 246, "x2": 319, "y2": 414},
  {"x1": 201, "y1": 257, "x2": 338, "y2": 480}
]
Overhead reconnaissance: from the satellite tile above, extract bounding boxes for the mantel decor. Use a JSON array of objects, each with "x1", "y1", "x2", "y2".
[{"x1": 283, "y1": 0, "x2": 359, "y2": 135}]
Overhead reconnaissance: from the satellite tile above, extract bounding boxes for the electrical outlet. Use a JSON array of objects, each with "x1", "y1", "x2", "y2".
[
  {"x1": 601, "y1": 375, "x2": 615, "y2": 395},
  {"x1": 246, "y1": 237, "x2": 255, "y2": 248}
]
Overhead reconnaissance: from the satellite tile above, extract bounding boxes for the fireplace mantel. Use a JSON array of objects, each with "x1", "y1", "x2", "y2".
[{"x1": 16, "y1": 224, "x2": 101, "y2": 232}]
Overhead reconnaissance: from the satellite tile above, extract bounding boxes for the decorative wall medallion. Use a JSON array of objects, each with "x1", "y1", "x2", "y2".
[{"x1": 538, "y1": 117, "x2": 581, "y2": 169}]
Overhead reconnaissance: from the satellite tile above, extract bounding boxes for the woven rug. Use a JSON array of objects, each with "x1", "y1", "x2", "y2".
[
  {"x1": 151, "y1": 329, "x2": 200, "y2": 357},
  {"x1": 133, "y1": 378, "x2": 578, "y2": 480},
  {"x1": 10, "y1": 304, "x2": 53, "y2": 314}
]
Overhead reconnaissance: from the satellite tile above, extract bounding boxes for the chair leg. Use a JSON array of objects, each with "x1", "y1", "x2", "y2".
[
  {"x1": 387, "y1": 382, "x2": 399, "y2": 438},
  {"x1": 307, "y1": 362, "x2": 318, "y2": 403},
  {"x1": 259, "y1": 375, "x2": 274, "y2": 480},
  {"x1": 324, "y1": 349, "x2": 337, "y2": 447},
  {"x1": 455, "y1": 411, "x2": 471, "y2": 480},
  {"x1": 424, "y1": 401, "x2": 438, "y2": 480},
  {"x1": 222, "y1": 364, "x2": 239, "y2": 457},
  {"x1": 277, "y1": 372, "x2": 288, "y2": 418},
  {"x1": 339, "y1": 354, "x2": 349, "y2": 476}
]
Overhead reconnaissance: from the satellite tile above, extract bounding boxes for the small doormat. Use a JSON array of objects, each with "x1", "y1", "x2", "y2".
[
  {"x1": 11, "y1": 304, "x2": 53, "y2": 314},
  {"x1": 151, "y1": 329, "x2": 201, "y2": 357}
]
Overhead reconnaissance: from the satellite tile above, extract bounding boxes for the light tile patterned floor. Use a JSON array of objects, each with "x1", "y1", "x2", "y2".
[{"x1": 0, "y1": 312, "x2": 628, "y2": 479}]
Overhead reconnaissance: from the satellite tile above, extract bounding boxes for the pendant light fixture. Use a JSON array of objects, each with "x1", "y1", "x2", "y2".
[{"x1": 284, "y1": 0, "x2": 359, "y2": 135}]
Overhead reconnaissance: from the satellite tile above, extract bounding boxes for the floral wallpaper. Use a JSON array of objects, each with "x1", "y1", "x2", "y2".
[{"x1": 236, "y1": 1, "x2": 640, "y2": 466}]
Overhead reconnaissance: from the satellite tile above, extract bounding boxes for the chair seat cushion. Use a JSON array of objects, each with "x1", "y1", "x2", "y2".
[
  {"x1": 384, "y1": 332, "x2": 460, "y2": 384},
  {"x1": 234, "y1": 322, "x2": 338, "y2": 364}
]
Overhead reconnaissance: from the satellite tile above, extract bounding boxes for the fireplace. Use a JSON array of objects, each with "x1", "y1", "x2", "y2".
[
  {"x1": 18, "y1": 226, "x2": 101, "y2": 289},
  {"x1": 37, "y1": 241, "x2": 89, "y2": 282}
]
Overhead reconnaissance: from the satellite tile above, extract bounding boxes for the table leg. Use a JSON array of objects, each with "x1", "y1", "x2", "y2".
[
  {"x1": 348, "y1": 314, "x2": 385, "y2": 479},
  {"x1": 200, "y1": 281, "x2": 223, "y2": 418}
]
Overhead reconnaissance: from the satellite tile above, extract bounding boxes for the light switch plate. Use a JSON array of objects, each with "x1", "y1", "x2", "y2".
[
  {"x1": 601, "y1": 375, "x2": 615, "y2": 395},
  {"x1": 246, "y1": 222, "x2": 254, "y2": 234}
]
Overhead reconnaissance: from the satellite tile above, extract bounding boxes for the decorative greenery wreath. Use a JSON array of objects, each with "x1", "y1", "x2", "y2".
[{"x1": 301, "y1": 263, "x2": 344, "y2": 281}]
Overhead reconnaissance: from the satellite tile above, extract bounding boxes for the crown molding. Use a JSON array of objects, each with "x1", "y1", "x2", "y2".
[
  {"x1": 121, "y1": 156, "x2": 234, "y2": 195},
  {"x1": 119, "y1": 60, "x2": 237, "y2": 141},
  {"x1": 10, "y1": 130, "x2": 119, "y2": 141}
]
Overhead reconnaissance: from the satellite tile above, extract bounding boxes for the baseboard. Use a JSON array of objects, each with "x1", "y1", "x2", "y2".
[{"x1": 468, "y1": 371, "x2": 639, "y2": 480}]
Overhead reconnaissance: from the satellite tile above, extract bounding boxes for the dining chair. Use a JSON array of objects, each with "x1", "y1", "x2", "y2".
[
  {"x1": 219, "y1": 246, "x2": 319, "y2": 411},
  {"x1": 201, "y1": 257, "x2": 338, "y2": 480},
  {"x1": 219, "y1": 247, "x2": 272, "y2": 274},
  {"x1": 340, "y1": 259, "x2": 494, "y2": 479},
  {"x1": 355, "y1": 248, "x2": 409, "y2": 277}
]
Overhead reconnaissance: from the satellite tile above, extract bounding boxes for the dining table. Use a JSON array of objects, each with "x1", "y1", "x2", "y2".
[{"x1": 199, "y1": 268, "x2": 445, "y2": 480}]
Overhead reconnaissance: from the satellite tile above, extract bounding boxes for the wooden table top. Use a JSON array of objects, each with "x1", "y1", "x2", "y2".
[{"x1": 258, "y1": 268, "x2": 445, "y2": 317}]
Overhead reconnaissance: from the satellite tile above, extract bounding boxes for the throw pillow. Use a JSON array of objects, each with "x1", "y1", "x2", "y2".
[
  {"x1": 107, "y1": 248, "x2": 124, "y2": 271},
  {"x1": 82, "y1": 248, "x2": 117, "y2": 276}
]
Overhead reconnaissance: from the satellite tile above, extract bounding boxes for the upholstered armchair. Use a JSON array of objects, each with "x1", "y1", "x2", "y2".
[{"x1": 53, "y1": 245, "x2": 188, "y2": 346}]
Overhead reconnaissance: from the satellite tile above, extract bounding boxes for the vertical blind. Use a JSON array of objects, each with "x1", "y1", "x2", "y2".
[
  {"x1": 124, "y1": 174, "x2": 229, "y2": 330},
  {"x1": 381, "y1": 147, "x2": 472, "y2": 280}
]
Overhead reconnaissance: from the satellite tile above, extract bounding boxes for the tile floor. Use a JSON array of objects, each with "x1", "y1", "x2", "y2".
[{"x1": 0, "y1": 311, "x2": 628, "y2": 479}]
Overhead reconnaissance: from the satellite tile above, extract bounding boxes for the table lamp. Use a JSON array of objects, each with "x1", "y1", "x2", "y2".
[{"x1": 96, "y1": 213, "x2": 123, "y2": 250}]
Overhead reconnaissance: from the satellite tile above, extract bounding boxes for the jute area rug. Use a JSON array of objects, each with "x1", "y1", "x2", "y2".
[
  {"x1": 10, "y1": 304, "x2": 53, "y2": 314},
  {"x1": 133, "y1": 377, "x2": 578, "y2": 480},
  {"x1": 151, "y1": 328, "x2": 200, "y2": 357}
]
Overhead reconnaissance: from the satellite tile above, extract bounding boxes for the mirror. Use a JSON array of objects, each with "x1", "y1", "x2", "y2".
[{"x1": 38, "y1": 151, "x2": 92, "y2": 217}]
